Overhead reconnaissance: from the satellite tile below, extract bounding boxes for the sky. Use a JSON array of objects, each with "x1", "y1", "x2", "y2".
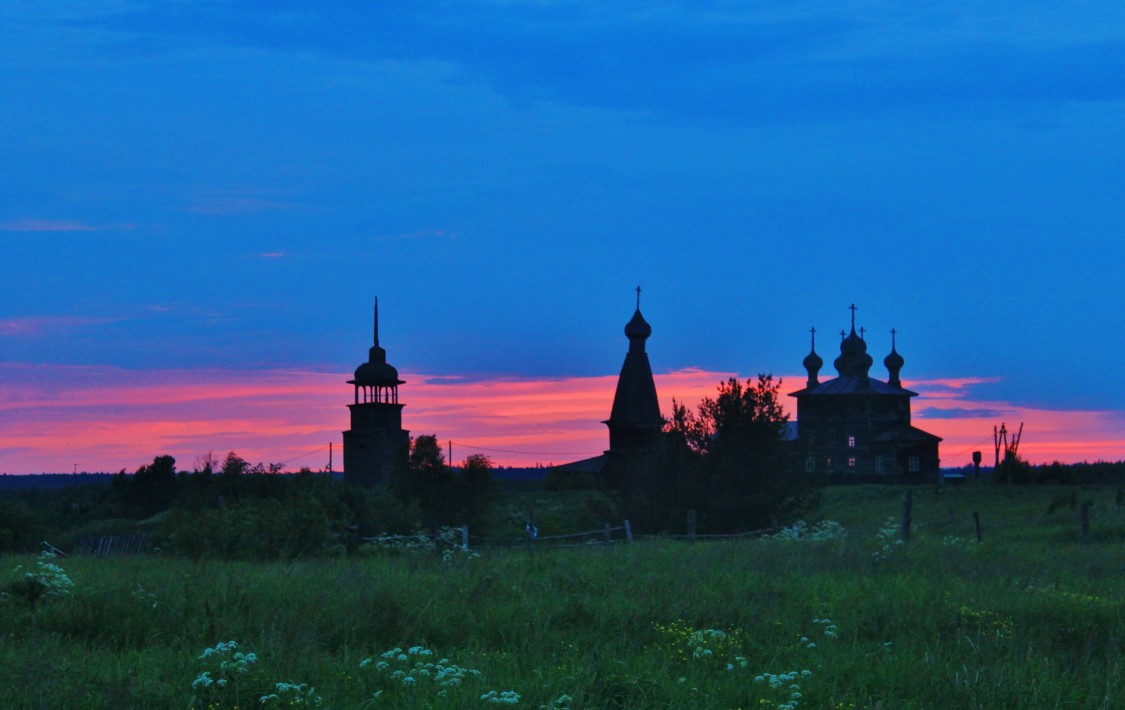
[{"x1": 1, "y1": 1, "x2": 1122, "y2": 473}]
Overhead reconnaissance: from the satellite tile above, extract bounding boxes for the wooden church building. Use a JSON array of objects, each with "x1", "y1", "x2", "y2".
[{"x1": 789, "y1": 305, "x2": 941, "y2": 482}]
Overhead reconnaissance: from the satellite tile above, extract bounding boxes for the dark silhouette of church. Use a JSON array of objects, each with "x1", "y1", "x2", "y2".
[
  {"x1": 343, "y1": 299, "x2": 409, "y2": 487},
  {"x1": 559, "y1": 288, "x2": 664, "y2": 473},
  {"x1": 789, "y1": 305, "x2": 941, "y2": 481}
]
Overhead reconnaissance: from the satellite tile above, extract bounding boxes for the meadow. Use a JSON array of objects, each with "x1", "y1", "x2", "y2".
[{"x1": 2, "y1": 483, "x2": 1122, "y2": 709}]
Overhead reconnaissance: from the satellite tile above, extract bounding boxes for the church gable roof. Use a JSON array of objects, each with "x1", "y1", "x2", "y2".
[{"x1": 790, "y1": 375, "x2": 916, "y2": 398}]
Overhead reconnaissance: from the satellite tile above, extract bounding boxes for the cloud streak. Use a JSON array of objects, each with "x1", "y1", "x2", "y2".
[
  {"x1": 1, "y1": 219, "x2": 97, "y2": 232},
  {"x1": 0, "y1": 365, "x2": 1119, "y2": 474}
]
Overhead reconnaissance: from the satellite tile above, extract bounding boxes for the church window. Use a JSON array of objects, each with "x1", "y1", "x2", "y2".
[
  {"x1": 848, "y1": 457, "x2": 856, "y2": 469},
  {"x1": 874, "y1": 456, "x2": 884, "y2": 473},
  {"x1": 909, "y1": 456, "x2": 920, "y2": 472},
  {"x1": 848, "y1": 435, "x2": 856, "y2": 448},
  {"x1": 805, "y1": 456, "x2": 815, "y2": 472}
]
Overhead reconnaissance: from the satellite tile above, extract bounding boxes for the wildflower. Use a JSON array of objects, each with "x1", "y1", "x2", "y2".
[{"x1": 481, "y1": 689, "x2": 522, "y2": 705}]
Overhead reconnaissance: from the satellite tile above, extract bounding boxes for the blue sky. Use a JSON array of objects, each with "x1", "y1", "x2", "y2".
[{"x1": 1, "y1": 2, "x2": 1123, "y2": 470}]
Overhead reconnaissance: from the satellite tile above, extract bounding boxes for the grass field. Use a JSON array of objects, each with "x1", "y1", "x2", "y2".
[{"x1": 2, "y1": 483, "x2": 1123, "y2": 709}]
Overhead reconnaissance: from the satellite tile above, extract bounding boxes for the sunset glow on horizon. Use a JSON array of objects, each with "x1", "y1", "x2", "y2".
[
  {"x1": 2, "y1": 4, "x2": 1121, "y2": 480},
  {"x1": 0, "y1": 363, "x2": 1119, "y2": 475}
]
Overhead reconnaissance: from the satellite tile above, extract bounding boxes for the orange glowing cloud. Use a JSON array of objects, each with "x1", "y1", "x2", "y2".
[
  {"x1": 0, "y1": 364, "x2": 1119, "y2": 474},
  {"x1": 904, "y1": 377, "x2": 1124, "y2": 467}
]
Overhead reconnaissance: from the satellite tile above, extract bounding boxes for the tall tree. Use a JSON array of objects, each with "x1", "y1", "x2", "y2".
[
  {"x1": 394, "y1": 435, "x2": 455, "y2": 527},
  {"x1": 661, "y1": 374, "x2": 812, "y2": 532},
  {"x1": 457, "y1": 453, "x2": 495, "y2": 526}
]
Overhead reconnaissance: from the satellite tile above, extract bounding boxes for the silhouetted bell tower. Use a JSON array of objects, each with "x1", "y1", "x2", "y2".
[{"x1": 343, "y1": 299, "x2": 410, "y2": 487}]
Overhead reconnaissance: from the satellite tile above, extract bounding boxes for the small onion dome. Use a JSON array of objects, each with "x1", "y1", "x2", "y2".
[
  {"x1": 803, "y1": 348, "x2": 823, "y2": 374},
  {"x1": 884, "y1": 329, "x2": 904, "y2": 387},
  {"x1": 625, "y1": 309, "x2": 652, "y2": 340},
  {"x1": 884, "y1": 347, "x2": 904, "y2": 373}
]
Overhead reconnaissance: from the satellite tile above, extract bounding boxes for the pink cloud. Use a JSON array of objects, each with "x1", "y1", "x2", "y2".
[{"x1": 0, "y1": 316, "x2": 117, "y2": 337}]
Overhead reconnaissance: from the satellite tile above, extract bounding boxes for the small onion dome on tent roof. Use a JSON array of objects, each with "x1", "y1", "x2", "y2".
[{"x1": 625, "y1": 308, "x2": 652, "y2": 340}]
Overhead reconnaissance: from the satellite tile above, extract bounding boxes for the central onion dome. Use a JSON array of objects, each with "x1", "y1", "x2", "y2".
[
  {"x1": 833, "y1": 305, "x2": 873, "y2": 379},
  {"x1": 625, "y1": 308, "x2": 652, "y2": 340}
]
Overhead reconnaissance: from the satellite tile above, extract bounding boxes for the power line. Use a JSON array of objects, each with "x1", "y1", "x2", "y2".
[{"x1": 277, "y1": 445, "x2": 330, "y2": 466}]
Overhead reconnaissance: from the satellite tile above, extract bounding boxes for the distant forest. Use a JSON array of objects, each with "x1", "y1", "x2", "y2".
[{"x1": 4, "y1": 459, "x2": 1125, "y2": 492}]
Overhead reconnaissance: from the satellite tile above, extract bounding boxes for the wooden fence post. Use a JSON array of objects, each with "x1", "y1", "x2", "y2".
[
  {"x1": 624, "y1": 520, "x2": 633, "y2": 544},
  {"x1": 526, "y1": 510, "x2": 535, "y2": 554},
  {"x1": 1081, "y1": 502, "x2": 1091, "y2": 545},
  {"x1": 901, "y1": 489, "x2": 913, "y2": 542},
  {"x1": 973, "y1": 511, "x2": 983, "y2": 542},
  {"x1": 687, "y1": 509, "x2": 696, "y2": 542},
  {"x1": 461, "y1": 524, "x2": 469, "y2": 552},
  {"x1": 604, "y1": 523, "x2": 611, "y2": 545}
]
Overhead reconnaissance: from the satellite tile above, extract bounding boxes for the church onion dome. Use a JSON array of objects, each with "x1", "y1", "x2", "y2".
[
  {"x1": 884, "y1": 346, "x2": 904, "y2": 372},
  {"x1": 884, "y1": 328, "x2": 905, "y2": 387},
  {"x1": 803, "y1": 348, "x2": 823, "y2": 373},
  {"x1": 803, "y1": 327, "x2": 823, "y2": 387},
  {"x1": 624, "y1": 309, "x2": 652, "y2": 340},
  {"x1": 833, "y1": 304, "x2": 873, "y2": 378}
]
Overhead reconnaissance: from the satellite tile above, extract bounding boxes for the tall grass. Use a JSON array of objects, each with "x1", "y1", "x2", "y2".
[{"x1": 2, "y1": 484, "x2": 1122, "y2": 708}]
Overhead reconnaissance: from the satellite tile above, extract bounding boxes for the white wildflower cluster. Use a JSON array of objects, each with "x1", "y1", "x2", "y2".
[
  {"x1": 871, "y1": 517, "x2": 904, "y2": 562},
  {"x1": 192, "y1": 640, "x2": 258, "y2": 694},
  {"x1": 812, "y1": 618, "x2": 838, "y2": 638},
  {"x1": 941, "y1": 535, "x2": 980, "y2": 548},
  {"x1": 260, "y1": 681, "x2": 324, "y2": 706},
  {"x1": 360, "y1": 645, "x2": 497, "y2": 702},
  {"x1": 442, "y1": 546, "x2": 481, "y2": 564},
  {"x1": 725, "y1": 657, "x2": 750, "y2": 672},
  {"x1": 688, "y1": 628, "x2": 728, "y2": 660},
  {"x1": 540, "y1": 694, "x2": 573, "y2": 709},
  {"x1": 481, "y1": 689, "x2": 522, "y2": 704},
  {"x1": 753, "y1": 669, "x2": 812, "y2": 710},
  {"x1": 366, "y1": 527, "x2": 479, "y2": 562},
  {"x1": 25, "y1": 552, "x2": 75, "y2": 598},
  {"x1": 767, "y1": 520, "x2": 846, "y2": 542}
]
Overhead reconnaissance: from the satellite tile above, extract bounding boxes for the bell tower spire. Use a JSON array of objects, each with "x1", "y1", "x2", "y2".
[{"x1": 344, "y1": 297, "x2": 410, "y2": 487}]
